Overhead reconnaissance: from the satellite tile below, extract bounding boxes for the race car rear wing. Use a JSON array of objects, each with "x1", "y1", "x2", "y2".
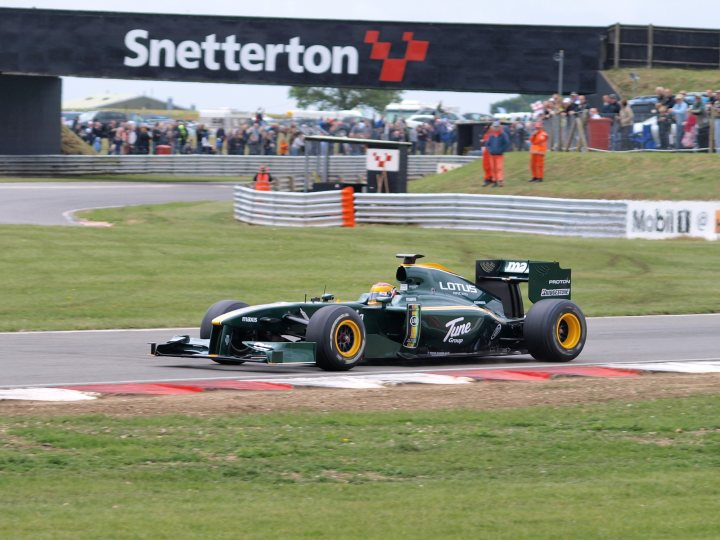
[{"x1": 475, "y1": 260, "x2": 572, "y2": 318}]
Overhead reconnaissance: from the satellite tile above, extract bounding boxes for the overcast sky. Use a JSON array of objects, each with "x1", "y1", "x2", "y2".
[{"x1": 3, "y1": 0, "x2": 714, "y2": 114}]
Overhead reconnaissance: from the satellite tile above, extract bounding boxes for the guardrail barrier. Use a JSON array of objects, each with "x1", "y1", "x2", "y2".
[
  {"x1": 234, "y1": 185, "x2": 628, "y2": 237},
  {"x1": 0, "y1": 154, "x2": 476, "y2": 179},
  {"x1": 234, "y1": 186, "x2": 353, "y2": 227},
  {"x1": 235, "y1": 187, "x2": 720, "y2": 240}
]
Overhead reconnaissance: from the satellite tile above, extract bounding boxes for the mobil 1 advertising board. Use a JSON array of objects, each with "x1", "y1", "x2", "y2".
[
  {"x1": 627, "y1": 201, "x2": 720, "y2": 241},
  {"x1": 0, "y1": 8, "x2": 602, "y2": 93}
]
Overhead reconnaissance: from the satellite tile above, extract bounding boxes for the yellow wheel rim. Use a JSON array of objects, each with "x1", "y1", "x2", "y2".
[
  {"x1": 335, "y1": 320, "x2": 362, "y2": 358},
  {"x1": 556, "y1": 313, "x2": 582, "y2": 350}
]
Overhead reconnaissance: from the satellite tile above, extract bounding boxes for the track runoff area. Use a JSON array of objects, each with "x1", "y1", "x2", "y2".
[{"x1": 1, "y1": 314, "x2": 719, "y2": 401}]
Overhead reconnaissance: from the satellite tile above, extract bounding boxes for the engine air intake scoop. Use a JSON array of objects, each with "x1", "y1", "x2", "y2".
[{"x1": 396, "y1": 253, "x2": 425, "y2": 265}]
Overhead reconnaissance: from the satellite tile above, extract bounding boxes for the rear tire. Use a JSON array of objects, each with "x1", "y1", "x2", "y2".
[
  {"x1": 524, "y1": 299, "x2": 586, "y2": 362},
  {"x1": 306, "y1": 306, "x2": 366, "y2": 371},
  {"x1": 200, "y1": 299, "x2": 248, "y2": 340}
]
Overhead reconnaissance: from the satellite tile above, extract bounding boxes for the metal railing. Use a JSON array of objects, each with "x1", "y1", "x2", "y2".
[
  {"x1": 0, "y1": 154, "x2": 477, "y2": 178},
  {"x1": 354, "y1": 193, "x2": 627, "y2": 237},
  {"x1": 607, "y1": 24, "x2": 720, "y2": 69},
  {"x1": 234, "y1": 186, "x2": 347, "y2": 227},
  {"x1": 234, "y1": 185, "x2": 628, "y2": 237}
]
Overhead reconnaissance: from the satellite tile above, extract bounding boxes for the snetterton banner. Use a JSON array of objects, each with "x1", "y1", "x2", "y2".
[{"x1": 0, "y1": 8, "x2": 603, "y2": 93}]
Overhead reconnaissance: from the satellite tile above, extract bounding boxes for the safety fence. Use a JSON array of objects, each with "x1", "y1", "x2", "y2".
[
  {"x1": 234, "y1": 186, "x2": 355, "y2": 227},
  {"x1": 0, "y1": 154, "x2": 476, "y2": 179},
  {"x1": 353, "y1": 193, "x2": 628, "y2": 237},
  {"x1": 234, "y1": 185, "x2": 629, "y2": 238}
]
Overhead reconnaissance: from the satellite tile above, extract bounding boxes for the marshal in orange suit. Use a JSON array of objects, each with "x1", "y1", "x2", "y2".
[{"x1": 528, "y1": 122, "x2": 548, "y2": 183}]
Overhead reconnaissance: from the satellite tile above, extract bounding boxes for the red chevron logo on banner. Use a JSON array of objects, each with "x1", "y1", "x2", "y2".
[{"x1": 364, "y1": 30, "x2": 429, "y2": 82}]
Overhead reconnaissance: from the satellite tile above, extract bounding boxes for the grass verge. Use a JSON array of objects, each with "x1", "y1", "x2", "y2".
[
  {"x1": 411, "y1": 152, "x2": 720, "y2": 200},
  {"x1": 1, "y1": 394, "x2": 720, "y2": 539},
  {"x1": 604, "y1": 67, "x2": 720, "y2": 98},
  {"x1": 0, "y1": 201, "x2": 718, "y2": 332}
]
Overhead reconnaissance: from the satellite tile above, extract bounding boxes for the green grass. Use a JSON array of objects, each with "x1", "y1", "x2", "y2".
[
  {"x1": 2, "y1": 395, "x2": 720, "y2": 539},
  {"x1": 0, "y1": 201, "x2": 718, "y2": 332},
  {"x1": 604, "y1": 67, "x2": 720, "y2": 98},
  {"x1": 411, "y1": 152, "x2": 720, "y2": 200}
]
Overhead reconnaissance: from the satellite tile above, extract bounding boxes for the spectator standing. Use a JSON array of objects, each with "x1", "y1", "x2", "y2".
[
  {"x1": 111, "y1": 123, "x2": 124, "y2": 155},
  {"x1": 416, "y1": 122, "x2": 430, "y2": 155},
  {"x1": 656, "y1": 105, "x2": 672, "y2": 150},
  {"x1": 713, "y1": 95, "x2": 720, "y2": 153},
  {"x1": 528, "y1": 121, "x2": 548, "y2": 182},
  {"x1": 290, "y1": 132, "x2": 305, "y2": 156},
  {"x1": 511, "y1": 121, "x2": 528, "y2": 151},
  {"x1": 660, "y1": 88, "x2": 675, "y2": 109},
  {"x1": 407, "y1": 124, "x2": 418, "y2": 154},
  {"x1": 195, "y1": 124, "x2": 209, "y2": 154},
  {"x1": 681, "y1": 112, "x2": 697, "y2": 149},
  {"x1": 601, "y1": 94, "x2": 621, "y2": 150},
  {"x1": 690, "y1": 95, "x2": 710, "y2": 150},
  {"x1": 125, "y1": 123, "x2": 137, "y2": 154},
  {"x1": 618, "y1": 99, "x2": 634, "y2": 150},
  {"x1": 135, "y1": 126, "x2": 151, "y2": 154},
  {"x1": 215, "y1": 126, "x2": 226, "y2": 155},
  {"x1": 670, "y1": 95, "x2": 688, "y2": 149},
  {"x1": 247, "y1": 123, "x2": 262, "y2": 155},
  {"x1": 483, "y1": 122, "x2": 510, "y2": 188},
  {"x1": 151, "y1": 122, "x2": 163, "y2": 153},
  {"x1": 277, "y1": 127, "x2": 290, "y2": 156},
  {"x1": 173, "y1": 121, "x2": 188, "y2": 154},
  {"x1": 263, "y1": 128, "x2": 277, "y2": 155}
]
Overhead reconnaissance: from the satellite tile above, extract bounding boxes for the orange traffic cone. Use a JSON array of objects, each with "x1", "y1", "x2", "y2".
[{"x1": 341, "y1": 187, "x2": 355, "y2": 227}]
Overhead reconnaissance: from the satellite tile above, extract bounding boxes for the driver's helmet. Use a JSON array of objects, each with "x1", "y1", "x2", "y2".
[{"x1": 368, "y1": 282, "x2": 396, "y2": 305}]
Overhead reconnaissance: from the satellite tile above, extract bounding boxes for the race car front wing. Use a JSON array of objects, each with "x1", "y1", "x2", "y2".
[{"x1": 150, "y1": 335, "x2": 316, "y2": 365}]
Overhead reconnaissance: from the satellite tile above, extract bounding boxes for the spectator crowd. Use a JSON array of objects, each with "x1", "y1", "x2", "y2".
[
  {"x1": 68, "y1": 87, "x2": 720, "y2": 157},
  {"x1": 68, "y1": 109, "x2": 460, "y2": 157},
  {"x1": 534, "y1": 88, "x2": 720, "y2": 152}
]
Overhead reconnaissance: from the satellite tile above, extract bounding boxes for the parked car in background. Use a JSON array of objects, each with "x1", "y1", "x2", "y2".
[
  {"x1": 461, "y1": 112, "x2": 495, "y2": 122},
  {"x1": 405, "y1": 114, "x2": 436, "y2": 128},
  {"x1": 61, "y1": 111, "x2": 82, "y2": 128},
  {"x1": 77, "y1": 110, "x2": 127, "y2": 127}
]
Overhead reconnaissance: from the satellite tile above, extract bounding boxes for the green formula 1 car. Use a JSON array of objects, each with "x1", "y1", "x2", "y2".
[{"x1": 151, "y1": 254, "x2": 587, "y2": 371}]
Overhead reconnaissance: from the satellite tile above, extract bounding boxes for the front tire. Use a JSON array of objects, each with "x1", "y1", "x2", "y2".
[
  {"x1": 306, "y1": 306, "x2": 366, "y2": 371},
  {"x1": 524, "y1": 299, "x2": 587, "y2": 362},
  {"x1": 200, "y1": 299, "x2": 248, "y2": 339}
]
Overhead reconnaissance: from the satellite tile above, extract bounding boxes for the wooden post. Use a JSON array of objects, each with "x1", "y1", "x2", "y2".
[
  {"x1": 376, "y1": 170, "x2": 389, "y2": 193},
  {"x1": 647, "y1": 25, "x2": 654, "y2": 68},
  {"x1": 710, "y1": 107, "x2": 716, "y2": 154}
]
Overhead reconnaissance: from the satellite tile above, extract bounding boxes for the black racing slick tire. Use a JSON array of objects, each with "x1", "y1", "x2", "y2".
[
  {"x1": 200, "y1": 299, "x2": 248, "y2": 340},
  {"x1": 306, "y1": 305, "x2": 366, "y2": 371},
  {"x1": 524, "y1": 299, "x2": 587, "y2": 362}
]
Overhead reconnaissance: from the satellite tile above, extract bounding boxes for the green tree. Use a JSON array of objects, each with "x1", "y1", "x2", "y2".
[
  {"x1": 490, "y1": 94, "x2": 546, "y2": 114},
  {"x1": 288, "y1": 87, "x2": 403, "y2": 112}
]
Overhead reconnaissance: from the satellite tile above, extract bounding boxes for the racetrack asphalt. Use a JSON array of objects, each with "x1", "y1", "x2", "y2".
[
  {"x1": 2, "y1": 183, "x2": 718, "y2": 389},
  {"x1": 2, "y1": 314, "x2": 719, "y2": 388},
  {"x1": 0, "y1": 182, "x2": 234, "y2": 225}
]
